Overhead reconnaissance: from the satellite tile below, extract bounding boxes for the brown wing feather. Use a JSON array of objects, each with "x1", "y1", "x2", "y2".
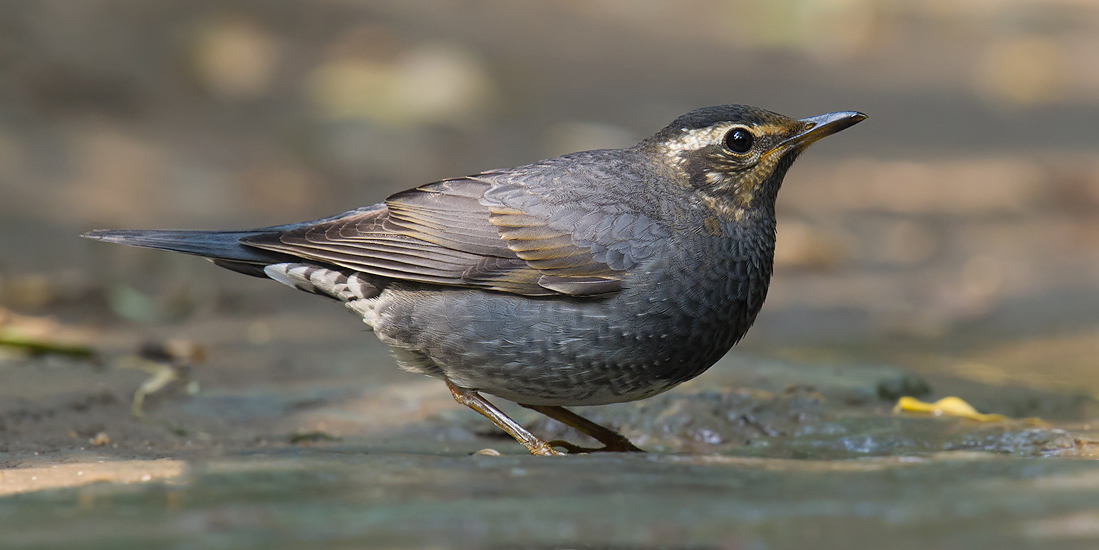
[{"x1": 240, "y1": 177, "x2": 625, "y2": 296}]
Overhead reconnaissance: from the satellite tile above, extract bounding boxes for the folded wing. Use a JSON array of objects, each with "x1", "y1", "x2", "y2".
[{"x1": 241, "y1": 176, "x2": 629, "y2": 297}]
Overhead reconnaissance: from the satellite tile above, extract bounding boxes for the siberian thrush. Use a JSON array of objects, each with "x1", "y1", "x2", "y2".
[{"x1": 84, "y1": 105, "x2": 866, "y2": 455}]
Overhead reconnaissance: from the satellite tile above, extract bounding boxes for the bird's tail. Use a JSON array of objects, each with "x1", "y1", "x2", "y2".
[{"x1": 81, "y1": 228, "x2": 296, "y2": 277}]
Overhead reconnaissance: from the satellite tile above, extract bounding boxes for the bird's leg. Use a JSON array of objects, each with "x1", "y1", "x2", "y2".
[
  {"x1": 445, "y1": 379, "x2": 562, "y2": 456},
  {"x1": 521, "y1": 404, "x2": 645, "y2": 453}
]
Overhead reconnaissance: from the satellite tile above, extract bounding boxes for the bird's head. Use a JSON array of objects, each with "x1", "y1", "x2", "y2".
[{"x1": 642, "y1": 105, "x2": 866, "y2": 211}]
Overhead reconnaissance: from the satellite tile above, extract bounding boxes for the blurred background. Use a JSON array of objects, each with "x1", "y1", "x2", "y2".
[
  {"x1": 2, "y1": 0, "x2": 1099, "y2": 408},
  {"x1": 6, "y1": 3, "x2": 1099, "y2": 544}
]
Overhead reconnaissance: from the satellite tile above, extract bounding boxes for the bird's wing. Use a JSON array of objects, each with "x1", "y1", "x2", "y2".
[{"x1": 240, "y1": 172, "x2": 659, "y2": 297}]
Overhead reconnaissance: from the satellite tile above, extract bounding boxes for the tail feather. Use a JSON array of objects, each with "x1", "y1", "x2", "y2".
[
  {"x1": 82, "y1": 205, "x2": 386, "y2": 283},
  {"x1": 82, "y1": 229, "x2": 295, "y2": 273},
  {"x1": 82, "y1": 229, "x2": 389, "y2": 299}
]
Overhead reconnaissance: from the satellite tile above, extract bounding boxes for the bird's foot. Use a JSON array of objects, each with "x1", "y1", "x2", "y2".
[
  {"x1": 548, "y1": 439, "x2": 645, "y2": 454},
  {"x1": 528, "y1": 442, "x2": 565, "y2": 456}
]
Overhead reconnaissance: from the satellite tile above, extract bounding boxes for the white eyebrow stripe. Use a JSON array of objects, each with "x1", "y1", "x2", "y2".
[{"x1": 662, "y1": 124, "x2": 735, "y2": 161}]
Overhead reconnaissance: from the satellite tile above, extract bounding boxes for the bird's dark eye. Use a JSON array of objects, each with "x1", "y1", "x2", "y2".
[{"x1": 723, "y1": 128, "x2": 754, "y2": 153}]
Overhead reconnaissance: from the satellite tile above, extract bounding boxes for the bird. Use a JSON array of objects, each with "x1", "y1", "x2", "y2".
[{"x1": 83, "y1": 105, "x2": 866, "y2": 456}]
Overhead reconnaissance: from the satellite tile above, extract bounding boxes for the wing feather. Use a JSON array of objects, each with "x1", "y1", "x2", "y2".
[{"x1": 240, "y1": 175, "x2": 632, "y2": 296}]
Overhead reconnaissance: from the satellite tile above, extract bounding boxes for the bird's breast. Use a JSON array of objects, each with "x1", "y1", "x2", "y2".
[{"x1": 614, "y1": 220, "x2": 775, "y2": 379}]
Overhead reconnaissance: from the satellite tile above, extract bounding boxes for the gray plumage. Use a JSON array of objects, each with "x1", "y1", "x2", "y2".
[{"x1": 84, "y1": 104, "x2": 866, "y2": 453}]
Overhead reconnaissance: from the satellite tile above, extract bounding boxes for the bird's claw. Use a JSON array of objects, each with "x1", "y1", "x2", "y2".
[{"x1": 548, "y1": 439, "x2": 645, "y2": 454}]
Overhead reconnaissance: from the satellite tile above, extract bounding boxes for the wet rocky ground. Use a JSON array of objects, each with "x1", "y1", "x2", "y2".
[
  {"x1": 11, "y1": 452, "x2": 1099, "y2": 549},
  {"x1": 4, "y1": 307, "x2": 1099, "y2": 549},
  {"x1": 4, "y1": 0, "x2": 1099, "y2": 548}
]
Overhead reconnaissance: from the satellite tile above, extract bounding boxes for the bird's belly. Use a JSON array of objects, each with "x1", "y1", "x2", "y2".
[{"x1": 361, "y1": 274, "x2": 751, "y2": 406}]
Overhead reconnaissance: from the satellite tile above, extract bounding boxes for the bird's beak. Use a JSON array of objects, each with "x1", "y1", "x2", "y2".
[{"x1": 775, "y1": 111, "x2": 868, "y2": 153}]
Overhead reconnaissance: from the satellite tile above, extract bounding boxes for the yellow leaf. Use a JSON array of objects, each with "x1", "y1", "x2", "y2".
[{"x1": 893, "y1": 396, "x2": 1009, "y2": 422}]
